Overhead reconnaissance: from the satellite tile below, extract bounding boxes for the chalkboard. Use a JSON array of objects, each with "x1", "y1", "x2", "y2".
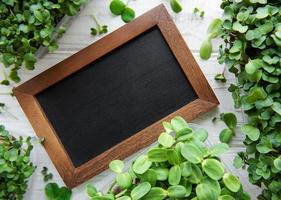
[
  {"x1": 14, "y1": 4, "x2": 218, "y2": 188},
  {"x1": 36, "y1": 27, "x2": 197, "y2": 167}
]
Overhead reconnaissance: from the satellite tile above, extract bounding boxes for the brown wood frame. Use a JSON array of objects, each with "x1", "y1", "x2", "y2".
[{"x1": 13, "y1": 4, "x2": 219, "y2": 188}]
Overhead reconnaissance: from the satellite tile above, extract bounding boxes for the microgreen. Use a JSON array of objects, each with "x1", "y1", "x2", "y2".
[
  {"x1": 109, "y1": 0, "x2": 135, "y2": 23},
  {"x1": 0, "y1": 0, "x2": 86, "y2": 84},
  {"x1": 202, "y1": 0, "x2": 281, "y2": 198},
  {"x1": 193, "y1": 7, "x2": 205, "y2": 18},
  {"x1": 41, "y1": 166, "x2": 53, "y2": 182},
  {"x1": 0, "y1": 125, "x2": 36, "y2": 200},
  {"x1": 85, "y1": 116, "x2": 250, "y2": 200},
  {"x1": 90, "y1": 15, "x2": 108, "y2": 36}
]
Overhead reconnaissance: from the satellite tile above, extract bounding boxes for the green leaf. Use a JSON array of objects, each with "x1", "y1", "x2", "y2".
[
  {"x1": 272, "y1": 102, "x2": 281, "y2": 115},
  {"x1": 110, "y1": 0, "x2": 126, "y2": 15},
  {"x1": 130, "y1": 182, "x2": 151, "y2": 200},
  {"x1": 154, "y1": 168, "x2": 169, "y2": 181},
  {"x1": 202, "y1": 159, "x2": 225, "y2": 180},
  {"x1": 218, "y1": 195, "x2": 236, "y2": 200},
  {"x1": 45, "y1": 183, "x2": 72, "y2": 200},
  {"x1": 215, "y1": 74, "x2": 227, "y2": 82},
  {"x1": 24, "y1": 53, "x2": 36, "y2": 70},
  {"x1": 116, "y1": 172, "x2": 132, "y2": 189},
  {"x1": 200, "y1": 39, "x2": 212, "y2": 60},
  {"x1": 133, "y1": 155, "x2": 152, "y2": 174},
  {"x1": 121, "y1": 7, "x2": 135, "y2": 23},
  {"x1": 109, "y1": 160, "x2": 124, "y2": 174},
  {"x1": 196, "y1": 182, "x2": 217, "y2": 200},
  {"x1": 170, "y1": 0, "x2": 182, "y2": 13},
  {"x1": 86, "y1": 184, "x2": 97, "y2": 197},
  {"x1": 143, "y1": 187, "x2": 167, "y2": 200},
  {"x1": 233, "y1": 155, "x2": 243, "y2": 169},
  {"x1": 256, "y1": 137, "x2": 274, "y2": 153},
  {"x1": 208, "y1": 18, "x2": 223, "y2": 38},
  {"x1": 219, "y1": 128, "x2": 234, "y2": 144},
  {"x1": 245, "y1": 86, "x2": 267, "y2": 103},
  {"x1": 245, "y1": 59, "x2": 264, "y2": 74},
  {"x1": 241, "y1": 124, "x2": 260, "y2": 141},
  {"x1": 158, "y1": 132, "x2": 175, "y2": 147},
  {"x1": 171, "y1": 116, "x2": 189, "y2": 132},
  {"x1": 220, "y1": 113, "x2": 237, "y2": 130},
  {"x1": 148, "y1": 148, "x2": 168, "y2": 162},
  {"x1": 181, "y1": 142, "x2": 204, "y2": 164},
  {"x1": 167, "y1": 185, "x2": 186, "y2": 198},
  {"x1": 223, "y1": 173, "x2": 241, "y2": 192},
  {"x1": 168, "y1": 165, "x2": 181, "y2": 185},
  {"x1": 273, "y1": 156, "x2": 281, "y2": 170},
  {"x1": 233, "y1": 21, "x2": 248, "y2": 33},
  {"x1": 194, "y1": 128, "x2": 208, "y2": 142}
]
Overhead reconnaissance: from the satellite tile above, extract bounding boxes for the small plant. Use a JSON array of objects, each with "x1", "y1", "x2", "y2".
[
  {"x1": 86, "y1": 116, "x2": 250, "y2": 200},
  {"x1": 0, "y1": 0, "x2": 86, "y2": 84},
  {"x1": 41, "y1": 166, "x2": 53, "y2": 182},
  {"x1": 193, "y1": 7, "x2": 205, "y2": 18},
  {"x1": 0, "y1": 125, "x2": 36, "y2": 200},
  {"x1": 213, "y1": 113, "x2": 238, "y2": 144},
  {"x1": 90, "y1": 14, "x2": 108, "y2": 36}
]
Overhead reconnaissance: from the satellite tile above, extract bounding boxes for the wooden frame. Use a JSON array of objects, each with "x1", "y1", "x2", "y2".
[{"x1": 13, "y1": 4, "x2": 219, "y2": 188}]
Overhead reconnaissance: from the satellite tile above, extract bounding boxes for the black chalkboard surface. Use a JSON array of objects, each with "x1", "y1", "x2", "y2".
[
  {"x1": 14, "y1": 5, "x2": 218, "y2": 187},
  {"x1": 36, "y1": 27, "x2": 197, "y2": 167}
]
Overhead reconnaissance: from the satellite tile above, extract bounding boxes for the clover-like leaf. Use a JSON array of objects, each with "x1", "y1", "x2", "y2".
[
  {"x1": 273, "y1": 156, "x2": 281, "y2": 171},
  {"x1": 241, "y1": 124, "x2": 260, "y2": 141}
]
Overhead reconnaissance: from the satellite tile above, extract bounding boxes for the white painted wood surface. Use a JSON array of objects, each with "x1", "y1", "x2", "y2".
[{"x1": 0, "y1": 0, "x2": 262, "y2": 199}]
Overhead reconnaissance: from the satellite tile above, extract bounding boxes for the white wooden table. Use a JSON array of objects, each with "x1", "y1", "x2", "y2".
[{"x1": 0, "y1": 0, "x2": 261, "y2": 199}]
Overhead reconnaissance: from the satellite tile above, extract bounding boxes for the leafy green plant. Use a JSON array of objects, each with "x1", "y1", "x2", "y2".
[
  {"x1": 0, "y1": 125, "x2": 36, "y2": 200},
  {"x1": 202, "y1": 0, "x2": 281, "y2": 199},
  {"x1": 45, "y1": 182, "x2": 72, "y2": 200},
  {"x1": 86, "y1": 116, "x2": 250, "y2": 200},
  {"x1": 0, "y1": 0, "x2": 86, "y2": 84}
]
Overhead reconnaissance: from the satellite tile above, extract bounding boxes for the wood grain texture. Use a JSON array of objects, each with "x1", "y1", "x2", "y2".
[{"x1": 13, "y1": 4, "x2": 218, "y2": 188}]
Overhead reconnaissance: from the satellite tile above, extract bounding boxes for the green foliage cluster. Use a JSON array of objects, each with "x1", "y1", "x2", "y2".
[
  {"x1": 0, "y1": 0, "x2": 86, "y2": 84},
  {"x1": 0, "y1": 125, "x2": 36, "y2": 200},
  {"x1": 86, "y1": 116, "x2": 250, "y2": 200},
  {"x1": 202, "y1": 0, "x2": 281, "y2": 199}
]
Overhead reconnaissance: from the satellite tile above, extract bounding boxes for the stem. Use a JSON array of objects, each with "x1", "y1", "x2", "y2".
[
  {"x1": 107, "y1": 180, "x2": 116, "y2": 193},
  {"x1": 92, "y1": 14, "x2": 101, "y2": 29}
]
